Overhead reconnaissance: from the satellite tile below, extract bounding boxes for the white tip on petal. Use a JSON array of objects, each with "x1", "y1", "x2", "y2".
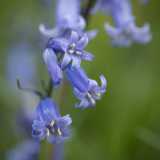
[
  {"x1": 77, "y1": 16, "x2": 86, "y2": 30},
  {"x1": 87, "y1": 29, "x2": 99, "y2": 41},
  {"x1": 75, "y1": 99, "x2": 90, "y2": 109},
  {"x1": 61, "y1": 115, "x2": 72, "y2": 126},
  {"x1": 82, "y1": 51, "x2": 94, "y2": 61},
  {"x1": 100, "y1": 75, "x2": 107, "y2": 92},
  {"x1": 39, "y1": 24, "x2": 57, "y2": 37},
  {"x1": 104, "y1": 23, "x2": 120, "y2": 37}
]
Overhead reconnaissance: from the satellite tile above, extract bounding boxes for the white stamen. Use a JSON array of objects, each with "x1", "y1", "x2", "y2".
[
  {"x1": 46, "y1": 128, "x2": 50, "y2": 137},
  {"x1": 50, "y1": 120, "x2": 55, "y2": 127},
  {"x1": 57, "y1": 128, "x2": 62, "y2": 136},
  {"x1": 76, "y1": 51, "x2": 82, "y2": 55},
  {"x1": 87, "y1": 93, "x2": 96, "y2": 106}
]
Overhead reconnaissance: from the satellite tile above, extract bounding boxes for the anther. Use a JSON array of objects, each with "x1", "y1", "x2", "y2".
[
  {"x1": 50, "y1": 120, "x2": 55, "y2": 127},
  {"x1": 87, "y1": 93, "x2": 96, "y2": 106},
  {"x1": 57, "y1": 128, "x2": 62, "y2": 136},
  {"x1": 46, "y1": 128, "x2": 50, "y2": 137}
]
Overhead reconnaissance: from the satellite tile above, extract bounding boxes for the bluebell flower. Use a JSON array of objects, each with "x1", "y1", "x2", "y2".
[
  {"x1": 105, "y1": 22, "x2": 151, "y2": 47},
  {"x1": 65, "y1": 66, "x2": 107, "y2": 109},
  {"x1": 56, "y1": 0, "x2": 85, "y2": 31},
  {"x1": 47, "y1": 31, "x2": 94, "y2": 68},
  {"x1": 7, "y1": 140, "x2": 39, "y2": 160},
  {"x1": 32, "y1": 98, "x2": 72, "y2": 144},
  {"x1": 93, "y1": 0, "x2": 151, "y2": 46},
  {"x1": 39, "y1": 0, "x2": 85, "y2": 38}
]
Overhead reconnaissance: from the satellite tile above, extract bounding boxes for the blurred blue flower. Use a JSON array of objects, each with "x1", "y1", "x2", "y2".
[
  {"x1": 65, "y1": 66, "x2": 107, "y2": 109},
  {"x1": 6, "y1": 43, "x2": 36, "y2": 88},
  {"x1": 6, "y1": 42, "x2": 37, "y2": 137},
  {"x1": 7, "y1": 140, "x2": 39, "y2": 160},
  {"x1": 32, "y1": 98, "x2": 72, "y2": 144},
  {"x1": 56, "y1": 0, "x2": 85, "y2": 31},
  {"x1": 39, "y1": 0, "x2": 85, "y2": 38},
  {"x1": 93, "y1": 0, "x2": 151, "y2": 46}
]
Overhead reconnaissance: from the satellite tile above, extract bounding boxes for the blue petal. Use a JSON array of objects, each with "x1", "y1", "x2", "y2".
[
  {"x1": 77, "y1": 34, "x2": 88, "y2": 50},
  {"x1": 47, "y1": 38, "x2": 68, "y2": 53},
  {"x1": 71, "y1": 55, "x2": 81, "y2": 67},
  {"x1": 39, "y1": 24, "x2": 58, "y2": 37},
  {"x1": 100, "y1": 75, "x2": 107, "y2": 93},
  {"x1": 76, "y1": 16, "x2": 86, "y2": 30},
  {"x1": 131, "y1": 23, "x2": 152, "y2": 44},
  {"x1": 65, "y1": 66, "x2": 89, "y2": 92},
  {"x1": 75, "y1": 98, "x2": 90, "y2": 109},
  {"x1": 73, "y1": 87, "x2": 86, "y2": 100},
  {"x1": 68, "y1": 31, "x2": 79, "y2": 43},
  {"x1": 43, "y1": 49, "x2": 63, "y2": 85},
  {"x1": 86, "y1": 29, "x2": 98, "y2": 41},
  {"x1": 58, "y1": 115, "x2": 72, "y2": 127},
  {"x1": 81, "y1": 51, "x2": 94, "y2": 61},
  {"x1": 61, "y1": 53, "x2": 72, "y2": 69},
  {"x1": 36, "y1": 98, "x2": 60, "y2": 123}
]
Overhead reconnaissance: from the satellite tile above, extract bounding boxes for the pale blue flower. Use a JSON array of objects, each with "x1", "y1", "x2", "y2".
[
  {"x1": 47, "y1": 31, "x2": 94, "y2": 69},
  {"x1": 93, "y1": 0, "x2": 151, "y2": 46},
  {"x1": 32, "y1": 98, "x2": 72, "y2": 144},
  {"x1": 7, "y1": 140, "x2": 39, "y2": 160},
  {"x1": 65, "y1": 66, "x2": 107, "y2": 109}
]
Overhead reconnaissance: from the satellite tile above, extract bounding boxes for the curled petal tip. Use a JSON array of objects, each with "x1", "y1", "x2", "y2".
[
  {"x1": 100, "y1": 75, "x2": 107, "y2": 91},
  {"x1": 82, "y1": 51, "x2": 94, "y2": 61},
  {"x1": 87, "y1": 29, "x2": 99, "y2": 40},
  {"x1": 39, "y1": 24, "x2": 57, "y2": 37},
  {"x1": 104, "y1": 23, "x2": 120, "y2": 37}
]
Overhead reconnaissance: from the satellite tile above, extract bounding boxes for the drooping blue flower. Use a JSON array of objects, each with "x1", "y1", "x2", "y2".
[
  {"x1": 46, "y1": 30, "x2": 94, "y2": 69},
  {"x1": 7, "y1": 140, "x2": 39, "y2": 160},
  {"x1": 105, "y1": 22, "x2": 151, "y2": 47},
  {"x1": 39, "y1": 0, "x2": 85, "y2": 38},
  {"x1": 93, "y1": 0, "x2": 151, "y2": 47},
  {"x1": 65, "y1": 66, "x2": 107, "y2": 109},
  {"x1": 56, "y1": 0, "x2": 85, "y2": 31},
  {"x1": 32, "y1": 98, "x2": 72, "y2": 144}
]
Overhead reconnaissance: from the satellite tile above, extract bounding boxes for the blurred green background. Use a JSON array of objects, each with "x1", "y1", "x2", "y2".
[{"x1": 0, "y1": 0, "x2": 160, "y2": 160}]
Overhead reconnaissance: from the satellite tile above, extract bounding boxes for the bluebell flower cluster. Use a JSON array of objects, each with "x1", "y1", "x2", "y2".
[
  {"x1": 41, "y1": 0, "x2": 107, "y2": 101},
  {"x1": 93, "y1": 0, "x2": 152, "y2": 47},
  {"x1": 31, "y1": 0, "x2": 107, "y2": 144},
  {"x1": 13, "y1": 0, "x2": 151, "y2": 145}
]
